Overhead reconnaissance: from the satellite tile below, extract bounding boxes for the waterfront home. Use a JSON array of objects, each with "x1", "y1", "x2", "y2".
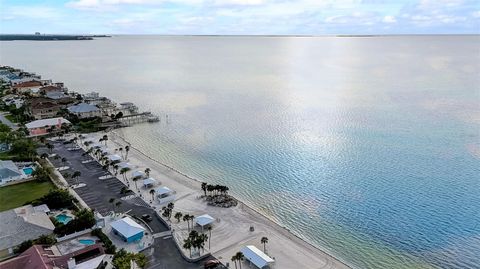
[
  {"x1": 0, "y1": 70, "x2": 21, "y2": 83},
  {"x1": 67, "y1": 102, "x2": 102, "y2": 119},
  {"x1": 1, "y1": 94, "x2": 24, "y2": 108},
  {"x1": 45, "y1": 91, "x2": 69, "y2": 100},
  {"x1": 120, "y1": 102, "x2": 138, "y2": 113},
  {"x1": 0, "y1": 205, "x2": 55, "y2": 259},
  {"x1": 25, "y1": 117, "x2": 71, "y2": 137},
  {"x1": 39, "y1": 85, "x2": 62, "y2": 94},
  {"x1": 12, "y1": 80, "x2": 43, "y2": 94},
  {"x1": 26, "y1": 97, "x2": 62, "y2": 119},
  {"x1": 0, "y1": 242, "x2": 106, "y2": 269},
  {"x1": 110, "y1": 216, "x2": 145, "y2": 243},
  {"x1": 0, "y1": 160, "x2": 26, "y2": 185},
  {"x1": 154, "y1": 186, "x2": 176, "y2": 204},
  {"x1": 241, "y1": 245, "x2": 275, "y2": 269}
]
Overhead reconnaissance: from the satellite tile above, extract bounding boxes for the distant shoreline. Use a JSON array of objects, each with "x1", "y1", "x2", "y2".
[{"x1": 0, "y1": 34, "x2": 111, "y2": 41}]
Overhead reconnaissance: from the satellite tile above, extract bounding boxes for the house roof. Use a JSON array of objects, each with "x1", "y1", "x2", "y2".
[
  {"x1": 240, "y1": 245, "x2": 274, "y2": 269},
  {"x1": 13, "y1": 80, "x2": 42, "y2": 88},
  {"x1": 110, "y1": 217, "x2": 145, "y2": 238},
  {"x1": 33, "y1": 204, "x2": 51, "y2": 213},
  {"x1": 0, "y1": 160, "x2": 22, "y2": 179},
  {"x1": 0, "y1": 205, "x2": 55, "y2": 250},
  {"x1": 195, "y1": 214, "x2": 215, "y2": 227},
  {"x1": 67, "y1": 103, "x2": 99, "y2": 113},
  {"x1": 25, "y1": 117, "x2": 70, "y2": 129},
  {"x1": 0, "y1": 243, "x2": 105, "y2": 269},
  {"x1": 46, "y1": 91, "x2": 68, "y2": 100},
  {"x1": 40, "y1": 85, "x2": 61, "y2": 92},
  {"x1": 28, "y1": 98, "x2": 61, "y2": 110}
]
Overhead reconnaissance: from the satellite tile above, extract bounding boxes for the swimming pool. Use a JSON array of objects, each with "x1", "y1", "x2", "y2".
[
  {"x1": 55, "y1": 214, "x2": 73, "y2": 225},
  {"x1": 79, "y1": 239, "x2": 95, "y2": 245},
  {"x1": 23, "y1": 167, "x2": 34, "y2": 175}
]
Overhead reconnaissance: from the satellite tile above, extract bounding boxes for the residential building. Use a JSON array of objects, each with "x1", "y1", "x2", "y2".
[
  {"x1": 0, "y1": 205, "x2": 55, "y2": 259},
  {"x1": 26, "y1": 98, "x2": 62, "y2": 119},
  {"x1": 46, "y1": 91, "x2": 69, "y2": 100},
  {"x1": 25, "y1": 117, "x2": 71, "y2": 137},
  {"x1": 39, "y1": 85, "x2": 62, "y2": 94},
  {"x1": 1, "y1": 94, "x2": 24, "y2": 108},
  {"x1": 0, "y1": 243, "x2": 106, "y2": 269},
  {"x1": 0, "y1": 160, "x2": 26, "y2": 185},
  {"x1": 12, "y1": 80, "x2": 43, "y2": 94},
  {"x1": 67, "y1": 103, "x2": 102, "y2": 119}
]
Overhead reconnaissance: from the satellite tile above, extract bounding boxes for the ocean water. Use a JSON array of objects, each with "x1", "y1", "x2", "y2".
[{"x1": 1, "y1": 35, "x2": 479, "y2": 269}]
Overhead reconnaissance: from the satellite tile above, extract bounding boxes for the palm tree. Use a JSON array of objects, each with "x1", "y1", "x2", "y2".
[
  {"x1": 72, "y1": 171, "x2": 81, "y2": 184},
  {"x1": 61, "y1": 157, "x2": 67, "y2": 166},
  {"x1": 174, "y1": 212, "x2": 183, "y2": 223},
  {"x1": 201, "y1": 182, "x2": 207, "y2": 196},
  {"x1": 183, "y1": 214, "x2": 191, "y2": 231},
  {"x1": 102, "y1": 134, "x2": 108, "y2": 146},
  {"x1": 261, "y1": 236, "x2": 269, "y2": 253},
  {"x1": 125, "y1": 145, "x2": 130, "y2": 160},
  {"x1": 207, "y1": 226, "x2": 212, "y2": 249},
  {"x1": 132, "y1": 176, "x2": 140, "y2": 191},
  {"x1": 113, "y1": 164, "x2": 119, "y2": 175},
  {"x1": 115, "y1": 201, "x2": 122, "y2": 211},
  {"x1": 189, "y1": 215, "x2": 195, "y2": 230},
  {"x1": 109, "y1": 198, "x2": 116, "y2": 211},
  {"x1": 149, "y1": 189, "x2": 155, "y2": 202},
  {"x1": 118, "y1": 147, "x2": 123, "y2": 159},
  {"x1": 183, "y1": 239, "x2": 192, "y2": 258},
  {"x1": 231, "y1": 256, "x2": 238, "y2": 269},
  {"x1": 46, "y1": 143, "x2": 54, "y2": 153},
  {"x1": 235, "y1": 252, "x2": 244, "y2": 269},
  {"x1": 144, "y1": 168, "x2": 151, "y2": 177},
  {"x1": 120, "y1": 167, "x2": 130, "y2": 181}
]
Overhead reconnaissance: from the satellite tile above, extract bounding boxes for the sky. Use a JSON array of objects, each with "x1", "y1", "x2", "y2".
[{"x1": 0, "y1": 0, "x2": 479, "y2": 35}]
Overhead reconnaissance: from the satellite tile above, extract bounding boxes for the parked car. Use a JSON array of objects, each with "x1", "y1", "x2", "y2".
[
  {"x1": 204, "y1": 259, "x2": 221, "y2": 269},
  {"x1": 141, "y1": 214, "x2": 153, "y2": 222}
]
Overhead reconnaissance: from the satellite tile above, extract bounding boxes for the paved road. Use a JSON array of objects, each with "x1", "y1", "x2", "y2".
[
  {"x1": 40, "y1": 141, "x2": 213, "y2": 268},
  {"x1": 0, "y1": 112, "x2": 18, "y2": 129}
]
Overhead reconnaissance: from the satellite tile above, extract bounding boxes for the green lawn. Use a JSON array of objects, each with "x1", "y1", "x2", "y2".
[
  {"x1": 4, "y1": 114, "x2": 18, "y2": 123},
  {"x1": 0, "y1": 181, "x2": 55, "y2": 211}
]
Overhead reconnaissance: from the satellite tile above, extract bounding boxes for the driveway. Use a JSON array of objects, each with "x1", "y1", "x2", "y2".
[{"x1": 0, "y1": 112, "x2": 18, "y2": 129}]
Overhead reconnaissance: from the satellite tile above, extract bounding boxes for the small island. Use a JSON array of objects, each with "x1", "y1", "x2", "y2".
[{"x1": 0, "y1": 33, "x2": 110, "y2": 41}]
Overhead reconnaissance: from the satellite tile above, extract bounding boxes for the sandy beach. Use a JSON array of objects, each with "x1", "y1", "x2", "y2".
[{"x1": 98, "y1": 130, "x2": 351, "y2": 269}]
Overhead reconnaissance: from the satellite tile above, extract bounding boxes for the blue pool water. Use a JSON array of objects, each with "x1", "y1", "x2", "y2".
[
  {"x1": 78, "y1": 239, "x2": 95, "y2": 245},
  {"x1": 55, "y1": 214, "x2": 73, "y2": 225},
  {"x1": 23, "y1": 167, "x2": 33, "y2": 175}
]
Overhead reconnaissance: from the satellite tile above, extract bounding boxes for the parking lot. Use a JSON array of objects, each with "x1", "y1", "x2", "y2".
[{"x1": 40, "y1": 140, "x2": 212, "y2": 268}]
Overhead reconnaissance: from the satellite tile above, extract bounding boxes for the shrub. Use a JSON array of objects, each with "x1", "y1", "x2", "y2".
[
  {"x1": 54, "y1": 209, "x2": 95, "y2": 236},
  {"x1": 32, "y1": 189, "x2": 77, "y2": 210},
  {"x1": 112, "y1": 249, "x2": 148, "y2": 269},
  {"x1": 91, "y1": 228, "x2": 116, "y2": 254}
]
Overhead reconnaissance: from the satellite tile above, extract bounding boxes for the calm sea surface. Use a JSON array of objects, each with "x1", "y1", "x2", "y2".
[{"x1": 1, "y1": 36, "x2": 479, "y2": 269}]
